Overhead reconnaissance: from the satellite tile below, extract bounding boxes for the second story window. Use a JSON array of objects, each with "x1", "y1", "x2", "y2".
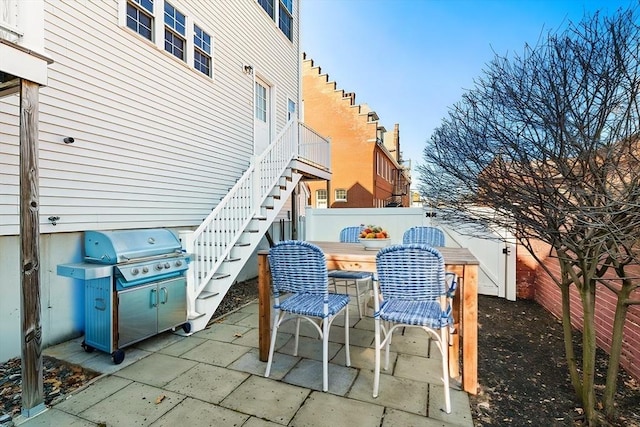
[
  {"x1": 127, "y1": 0, "x2": 154, "y2": 41},
  {"x1": 257, "y1": 0, "x2": 293, "y2": 41},
  {"x1": 279, "y1": 0, "x2": 293, "y2": 40},
  {"x1": 194, "y1": 25, "x2": 212, "y2": 77},
  {"x1": 258, "y1": 0, "x2": 275, "y2": 19},
  {"x1": 164, "y1": 2, "x2": 186, "y2": 61}
]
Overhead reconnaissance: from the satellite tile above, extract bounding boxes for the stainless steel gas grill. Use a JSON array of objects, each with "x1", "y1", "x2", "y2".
[{"x1": 58, "y1": 229, "x2": 190, "y2": 364}]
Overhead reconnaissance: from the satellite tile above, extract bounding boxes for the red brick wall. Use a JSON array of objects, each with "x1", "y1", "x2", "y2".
[{"x1": 522, "y1": 241, "x2": 640, "y2": 381}]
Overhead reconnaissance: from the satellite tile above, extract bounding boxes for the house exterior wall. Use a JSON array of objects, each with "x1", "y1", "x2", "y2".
[
  {"x1": 522, "y1": 240, "x2": 640, "y2": 381},
  {"x1": 1, "y1": 0, "x2": 300, "y2": 236},
  {"x1": 302, "y1": 56, "x2": 407, "y2": 208},
  {"x1": 0, "y1": 0, "x2": 300, "y2": 362}
]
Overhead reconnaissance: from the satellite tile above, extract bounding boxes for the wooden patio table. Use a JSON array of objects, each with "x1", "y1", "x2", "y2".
[{"x1": 257, "y1": 241, "x2": 479, "y2": 395}]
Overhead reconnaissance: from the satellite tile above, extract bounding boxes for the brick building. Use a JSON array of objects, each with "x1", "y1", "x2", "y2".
[{"x1": 302, "y1": 55, "x2": 410, "y2": 208}]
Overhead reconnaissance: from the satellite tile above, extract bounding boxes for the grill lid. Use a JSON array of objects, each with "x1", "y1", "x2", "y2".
[{"x1": 84, "y1": 229, "x2": 183, "y2": 264}]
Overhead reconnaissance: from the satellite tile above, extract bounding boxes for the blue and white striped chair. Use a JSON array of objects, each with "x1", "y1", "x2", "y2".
[
  {"x1": 328, "y1": 226, "x2": 373, "y2": 318},
  {"x1": 373, "y1": 244, "x2": 454, "y2": 413},
  {"x1": 265, "y1": 240, "x2": 351, "y2": 392},
  {"x1": 402, "y1": 226, "x2": 446, "y2": 246}
]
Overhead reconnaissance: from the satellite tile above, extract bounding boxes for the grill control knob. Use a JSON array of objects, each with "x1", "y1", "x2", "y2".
[
  {"x1": 175, "y1": 260, "x2": 183, "y2": 267},
  {"x1": 164, "y1": 262, "x2": 171, "y2": 269},
  {"x1": 155, "y1": 263, "x2": 163, "y2": 271},
  {"x1": 131, "y1": 268, "x2": 139, "y2": 276},
  {"x1": 142, "y1": 267, "x2": 149, "y2": 274}
]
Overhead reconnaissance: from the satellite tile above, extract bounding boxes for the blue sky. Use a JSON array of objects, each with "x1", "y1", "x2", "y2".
[{"x1": 300, "y1": 0, "x2": 635, "y2": 186}]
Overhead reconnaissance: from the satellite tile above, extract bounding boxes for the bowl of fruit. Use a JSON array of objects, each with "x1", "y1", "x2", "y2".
[{"x1": 358, "y1": 225, "x2": 390, "y2": 250}]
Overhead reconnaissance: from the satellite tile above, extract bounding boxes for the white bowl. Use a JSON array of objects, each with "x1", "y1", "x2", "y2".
[{"x1": 358, "y1": 238, "x2": 391, "y2": 250}]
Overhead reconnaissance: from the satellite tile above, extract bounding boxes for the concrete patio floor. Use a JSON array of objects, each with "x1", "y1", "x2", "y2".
[{"x1": 16, "y1": 298, "x2": 474, "y2": 427}]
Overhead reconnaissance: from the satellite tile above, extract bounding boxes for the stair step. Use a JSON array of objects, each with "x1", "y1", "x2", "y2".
[
  {"x1": 188, "y1": 311, "x2": 207, "y2": 320},
  {"x1": 226, "y1": 257, "x2": 241, "y2": 262},
  {"x1": 198, "y1": 291, "x2": 220, "y2": 300},
  {"x1": 212, "y1": 272, "x2": 230, "y2": 280},
  {"x1": 254, "y1": 215, "x2": 267, "y2": 220}
]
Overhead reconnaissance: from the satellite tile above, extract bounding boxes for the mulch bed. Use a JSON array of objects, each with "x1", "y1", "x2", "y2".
[
  {"x1": 2, "y1": 280, "x2": 639, "y2": 426},
  {"x1": 0, "y1": 356, "x2": 100, "y2": 420}
]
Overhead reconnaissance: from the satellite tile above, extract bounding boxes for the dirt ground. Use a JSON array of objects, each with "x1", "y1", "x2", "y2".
[
  {"x1": 2, "y1": 280, "x2": 639, "y2": 425},
  {"x1": 470, "y1": 295, "x2": 640, "y2": 427}
]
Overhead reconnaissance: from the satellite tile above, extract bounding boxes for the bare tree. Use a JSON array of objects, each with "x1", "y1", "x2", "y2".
[{"x1": 419, "y1": 8, "x2": 640, "y2": 426}]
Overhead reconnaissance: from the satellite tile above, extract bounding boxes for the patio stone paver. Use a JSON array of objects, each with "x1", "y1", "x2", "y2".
[
  {"x1": 158, "y1": 335, "x2": 208, "y2": 357},
  {"x1": 242, "y1": 417, "x2": 285, "y2": 427},
  {"x1": 382, "y1": 331, "x2": 432, "y2": 358},
  {"x1": 347, "y1": 369, "x2": 429, "y2": 416},
  {"x1": 383, "y1": 408, "x2": 464, "y2": 427},
  {"x1": 277, "y1": 335, "x2": 343, "y2": 362},
  {"x1": 78, "y1": 381, "x2": 185, "y2": 426},
  {"x1": 193, "y1": 322, "x2": 252, "y2": 342},
  {"x1": 179, "y1": 339, "x2": 251, "y2": 367},
  {"x1": 331, "y1": 345, "x2": 398, "y2": 372},
  {"x1": 427, "y1": 384, "x2": 474, "y2": 426},
  {"x1": 132, "y1": 330, "x2": 186, "y2": 352},
  {"x1": 394, "y1": 353, "x2": 444, "y2": 384},
  {"x1": 164, "y1": 362, "x2": 249, "y2": 404},
  {"x1": 17, "y1": 409, "x2": 97, "y2": 427},
  {"x1": 114, "y1": 353, "x2": 197, "y2": 387},
  {"x1": 281, "y1": 358, "x2": 357, "y2": 395},
  {"x1": 213, "y1": 310, "x2": 254, "y2": 325},
  {"x1": 291, "y1": 391, "x2": 384, "y2": 427},
  {"x1": 231, "y1": 326, "x2": 291, "y2": 350},
  {"x1": 150, "y1": 397, "x2": 250, "y2": 427},
  {"x1": 228, "y1": 348, "x2": 299, "y2": 379},
  {"x1": 328, "y1": 323, "x2": 374, "y2": 347},
  {"x1": 220, "y1": 375, "x2": 310, "y2": 424},
  {"x1": 54, "y1": 375, "x2": 132, "y2": 415}
]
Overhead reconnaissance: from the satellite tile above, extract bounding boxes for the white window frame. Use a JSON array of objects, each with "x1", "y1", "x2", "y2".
[
  {"x1": 335, "y1": 189, "x2": 347, "y2": 202},
  {"x1": 125, "y1": 0, "x2": 154, "y2": 41},
  {"x1": 316, "y1": 189, "x2": 327, "y2": 208},
  {"x1": 257, "y1": 0, "x2": 294, "y2": 42},
  {"x1": 193, "y1": 24, "x2": 212, "y2": 77},
  {"x1": 287, "y1": 98, "x2": 296, "y2": 122},
  {"x1": 164, "y1": 2, "x2": 186, "y2": 62}
]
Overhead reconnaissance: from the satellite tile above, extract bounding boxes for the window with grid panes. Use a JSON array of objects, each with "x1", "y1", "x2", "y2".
[
  {"x1": 257, "y1": 0, "x2": 293, "y2": 41},
  {"x1": 258, "y1": 0, "x2": 274, "y2": 18},
  {"x1": 335, "y1": 189, "x2": 347, "y2": 202},
  {"x1": 194, "y1": 24, "x2": 212, "y2": 76},
  {"x1": 255, "y1": 82, "x2": 267, "y2": 122},
  {"x1": 126, "y1": 0, "x2": 153, "y2": 41},
  {"x1": 278, "y1": 0, "x2": 292, "y2": 40},
  {"x1": 164, "y1": 2, "x2": 186, "y2": 61}
]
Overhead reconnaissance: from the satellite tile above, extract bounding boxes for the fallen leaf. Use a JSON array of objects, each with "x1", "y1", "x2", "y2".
[
  {"x1": 44, "y1": 378, "x2": 62, "y2": 388},
  {"x1": 155, "y1": 394, "x2": 166, "y2": 404}
]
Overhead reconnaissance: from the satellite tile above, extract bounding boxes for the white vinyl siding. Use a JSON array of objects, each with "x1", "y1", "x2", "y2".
[{"x1": 0, "y1": 0, "x2": 300, "y2": 235}]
